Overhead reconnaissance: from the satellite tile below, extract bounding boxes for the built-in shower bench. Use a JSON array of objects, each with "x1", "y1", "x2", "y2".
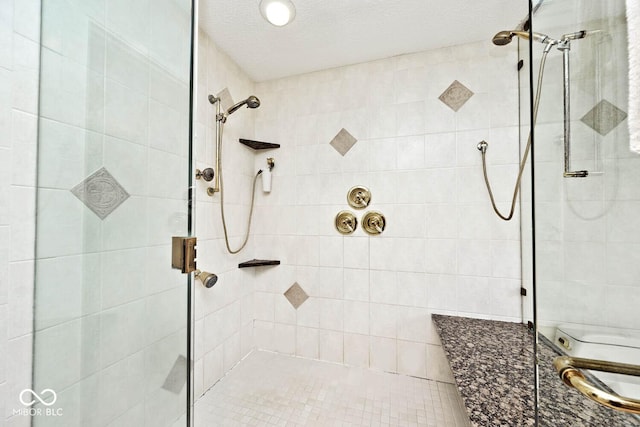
[{"x1": 432, "y1": 315, "x2": 640, "y2": 427}]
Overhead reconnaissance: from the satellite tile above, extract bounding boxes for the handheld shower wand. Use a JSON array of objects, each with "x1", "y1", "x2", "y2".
[
  {"x1": 207, "y1": 93, "x2": 262, "y2": 254},
  {"x1": 482, "y1": 28, "x2": 594, "y2": 220},
  {"x1": 491, "y1": 30, "x2": 555, "y2": 46},
  {"x1": 492, "y1": 30, "x2": 559, "y2": 53},
  {"x1": 480, "y1": 30, "x2": 557, "y2": 221},
  {"x1": 227, "y1": 96, "x2": 261, "y2": 115},
  {"x1": 210, "y1": 95, "x2": 261, "y2": 124}
]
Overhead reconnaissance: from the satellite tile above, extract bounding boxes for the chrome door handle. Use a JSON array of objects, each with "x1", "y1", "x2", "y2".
[{"x1": 553, "y1": 356, "x2": 640, "y2": 415}]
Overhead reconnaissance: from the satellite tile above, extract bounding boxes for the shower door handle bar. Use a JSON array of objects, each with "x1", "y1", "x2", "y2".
[
  {"x1": 553, "y1": 356, "x2": 640, "y2": 415},
  {"x1": 560, "y1": 42, "x2": 589, "y2": 178}
]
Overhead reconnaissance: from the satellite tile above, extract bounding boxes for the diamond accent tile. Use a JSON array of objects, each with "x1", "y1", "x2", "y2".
[
  {"x1": 580, "y1": 99, "x2": 628, "y2": 136},
  {"x1": 329, "y1": 128, "x2": 357, "y2": 156},
  {"x1": 162, "y1": 355, "x2": 187, "y2": 394},
  {"x1": 71, "y1": 167, "x2": 130, "y2": 220},
  {"x1": 284, "y1": 282, "x2": 309, "y2": 309},
  {"x1": 217, "y1": 87, "x2": 235, "y2": 112},
  {"x1": 438, "y1": 80, "x2": 474, "y2": 112}
]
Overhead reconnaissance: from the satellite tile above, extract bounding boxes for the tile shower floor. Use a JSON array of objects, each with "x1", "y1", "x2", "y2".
[{"x1": 194, "y1": 350, "x2": 471, "y2": 427}]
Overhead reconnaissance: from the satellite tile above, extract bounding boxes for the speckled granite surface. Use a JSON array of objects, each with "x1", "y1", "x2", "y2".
[{"x1": 433, "y1": 315, "x2": 640, "y2": 427}]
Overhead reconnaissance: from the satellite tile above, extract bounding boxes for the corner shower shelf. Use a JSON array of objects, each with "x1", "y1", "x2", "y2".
[
  {"x1": 238, "y1": 259, "x2": 281, "y2": 268},
  {"x1": 239, "y1": 139, "x2": 280, "y2": 150}
]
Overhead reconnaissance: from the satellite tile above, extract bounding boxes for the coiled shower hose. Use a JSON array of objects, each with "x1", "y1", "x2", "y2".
[
  {"x1": 218, "y1": 123, "x2": 261, "y2": 254},
  {"x1": 481, "y1": 49, "x2": 549, "y2": 221}
]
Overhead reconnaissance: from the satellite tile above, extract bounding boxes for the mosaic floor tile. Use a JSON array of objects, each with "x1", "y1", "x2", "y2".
[{"x1": 194, "y1": 351, "x2": 471, "y2": 427}]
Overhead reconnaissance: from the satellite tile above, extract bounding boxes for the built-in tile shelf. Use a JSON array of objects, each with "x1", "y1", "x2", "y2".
[
  {"x1": 238, "y1": 259, "x2": 281, "y2": 268},
  {"x1": 239, "y1": 139, "x2": 280, "y2": 150}
]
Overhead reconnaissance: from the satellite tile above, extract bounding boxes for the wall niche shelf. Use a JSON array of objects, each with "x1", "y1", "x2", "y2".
[
  {"x1": 238, "y1": 259, "x2": 281, "y2": 268},
  {"x1": 239, "y1": 138, "x2": 280, "y2": 150}
]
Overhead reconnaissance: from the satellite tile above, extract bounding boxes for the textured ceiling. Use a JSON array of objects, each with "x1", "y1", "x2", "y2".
[{"x1": 199, "y1": 0, "x2": 528, "y2": 82}]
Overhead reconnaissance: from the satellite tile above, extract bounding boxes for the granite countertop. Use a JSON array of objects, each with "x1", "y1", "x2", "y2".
[{"x1": 432, "y1": 315, "x2": 640, "y2": 427}]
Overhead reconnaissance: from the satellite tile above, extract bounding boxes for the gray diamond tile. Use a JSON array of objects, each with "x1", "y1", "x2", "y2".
[
  {"x1": 162, "y1": 355, "x2": 187, "y2": 394},
  {"x1": 438, "y1": 80, "x2": 474, "y2": 112},
  {"x1": 71, "y1": 167, "x2": 130, "y2": 220},
  {"x1": 284, "y1": 282, "x2": 309, "y2": 309},
  {"x1": 217, "y1": 87, "x2": 234, "y2": 112},
  {"x1": 580, "y1": 99, "x2": 627, "y2": 136},
  {"x1": 329, "y1": 128, "x2": 357, "y2": 156}
]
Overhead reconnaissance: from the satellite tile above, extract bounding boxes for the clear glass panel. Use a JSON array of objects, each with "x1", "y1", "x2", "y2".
[
  {"x1": 33, "y1": 0, "x2": 193, "y2": 425},
  {"x1": 529, "y1": 1, "x2": 640, "y2": 425}
]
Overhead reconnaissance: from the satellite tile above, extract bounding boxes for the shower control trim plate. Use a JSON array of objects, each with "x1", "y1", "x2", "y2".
[
  {"x1": 171, "y1": 236, "x2": 197, "y2": 274},
  {"x1": 335, "y1": 211, "x2": 358, "y2": 235},
  {"x1": 347, "y1": 186, "x2": 371, "y2": 209},
  {"x1": 362, "y1": 211, "x2": 385, "y2": 235}
]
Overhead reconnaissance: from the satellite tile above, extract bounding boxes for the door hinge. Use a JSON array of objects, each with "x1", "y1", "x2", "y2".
[
  {"x1": 520, "y1": 287, "x2": 527, "y2": 296},
  {"x1": 171, "y1": 236, "x2": 197, "y2": 274},
  {"x1": 527, "y1": 321, "x2": 534, "y2": 332}
]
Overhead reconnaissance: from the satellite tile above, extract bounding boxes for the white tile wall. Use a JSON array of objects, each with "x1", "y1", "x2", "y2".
[
  {"x1": 1, "y1": 0, "x2": 39, "y2": 423},
  {"x1": 6, "y1": 0, "x2": 193, "y2": 425},
  {"x1": 194, "y1": 29, "x2": 258, "y2": 395},
  {"x1": 250, "y1": 40, "x2": 524, "y2": 380}
]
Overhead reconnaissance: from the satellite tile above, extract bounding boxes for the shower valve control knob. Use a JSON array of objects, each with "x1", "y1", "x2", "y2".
[{"x1": 195, "y1": 168, "x2": 215, "y2": 182}]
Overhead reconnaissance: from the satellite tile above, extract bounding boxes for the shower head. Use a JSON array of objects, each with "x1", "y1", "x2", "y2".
[
  {"x1": 492, "y1": 30, "x2": 554, "y2": 46},
  {"x1": 195, "y1": 270, "x2": 218, "y2": 288},
  {"x1": 227, "y1": 95, "x2": 261, "y2": 115}
]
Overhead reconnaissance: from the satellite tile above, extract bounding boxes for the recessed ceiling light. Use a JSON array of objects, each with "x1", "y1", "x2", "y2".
[{"x1": 259, "y1": 0, "x2": 296, "y2": 27}]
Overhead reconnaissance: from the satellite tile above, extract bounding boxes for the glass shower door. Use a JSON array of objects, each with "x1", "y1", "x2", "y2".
[
  {"x1": 529, "y1": 1, "x2": 640, "y2": 425},
  {"x1": 32, "y1": 0, "x2": 194, "y2": 426}
]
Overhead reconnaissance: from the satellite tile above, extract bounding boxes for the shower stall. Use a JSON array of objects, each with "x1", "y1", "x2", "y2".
[
  {"x1": 23, "y1": 0, "x2": 640, "y2": 426},
  {"x1": 522, "y1": 0, "x2": 640, "y2": 424}
]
